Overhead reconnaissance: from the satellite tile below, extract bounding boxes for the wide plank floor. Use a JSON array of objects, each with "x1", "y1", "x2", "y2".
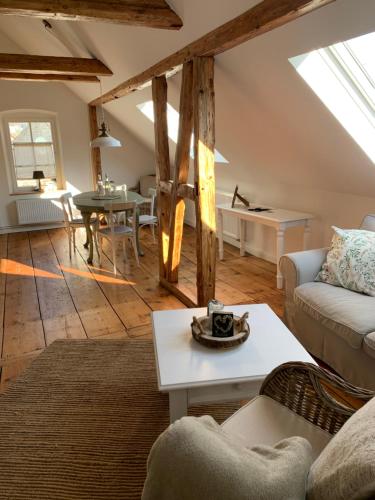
[{"x1": 0, "y1": 225, "x2": 284, "y2": 391}]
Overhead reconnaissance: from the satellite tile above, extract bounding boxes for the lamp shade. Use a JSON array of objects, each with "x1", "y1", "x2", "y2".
[
  {"x1": 90, "y1": 122, "x2": 122, "y2": 148},
  {"x1": 32, "y1": 170, "x2": 45, "y2": 180}
]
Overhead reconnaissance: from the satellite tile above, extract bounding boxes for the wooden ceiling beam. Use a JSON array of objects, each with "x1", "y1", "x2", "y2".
[
  {"x1": 0, "y1": 72, "x2": 100, "y2": 82},
  {"x1": 0, "y1": 1, "x2": 182, "y2": 30},
  {"x1": 0, "y1": 54, "x2": 112, "y2": 76},
  {"x1": 90, "y1": 0, "x2": 335, "y2": 106}
]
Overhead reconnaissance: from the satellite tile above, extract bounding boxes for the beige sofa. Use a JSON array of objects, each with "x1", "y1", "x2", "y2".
[{"x1": 280, "y1": 214, "x2": 375, "y2": 390}]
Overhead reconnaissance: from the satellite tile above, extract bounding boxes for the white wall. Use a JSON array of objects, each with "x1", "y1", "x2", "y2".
[{"x1": 0, "y1": 79, "x2": 154, "y2": 229}]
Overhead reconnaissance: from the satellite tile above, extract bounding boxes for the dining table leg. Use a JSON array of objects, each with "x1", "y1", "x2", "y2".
[
  {"x1": 136, "y1": 207, "x2": 144, "y2": 257},
  {"x1": 83, "y1": 229, "x2": 89, "y2": 249},
  {"x1": 82, "y1": 211, "x2": 94, "y2": 264}
]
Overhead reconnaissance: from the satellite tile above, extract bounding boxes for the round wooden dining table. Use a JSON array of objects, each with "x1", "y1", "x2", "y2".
[{"x1": 73, "y1": 190, "x2": 145, "y2": 264}]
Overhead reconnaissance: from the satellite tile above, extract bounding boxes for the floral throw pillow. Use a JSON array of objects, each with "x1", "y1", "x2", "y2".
[{"x1": 315, "y1": 226, "x2": 375, "y2": 296}]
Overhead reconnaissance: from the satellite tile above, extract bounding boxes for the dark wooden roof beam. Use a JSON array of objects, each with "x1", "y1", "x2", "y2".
[
  {"x1": 0, "y1": 0, "x2": 183, "y2": 30},
  {"x1": 0, "y1": 53, "x2": 112, "y2": 76},
  {"x1": 0, "y1": 72, "x2": 100, "y2": 82}
]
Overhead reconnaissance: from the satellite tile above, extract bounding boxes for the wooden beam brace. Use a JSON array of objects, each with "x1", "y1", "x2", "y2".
[
  {"x1": 90, "y1": 0, "x2": 335, "y2": 105},
  {"x1": 0, "y1": 54, "x2": 112, "y2": 76},
  {"x1": 88, "y1": 105, "x2": 102, "y2": 189},
  {"x1": 167, "y1": 61, "x2": 194, "y2": 282},
  {"x1": 159, "y1": 180, "x2": 173, "y2": 194},
  {"x1": 0, "y1": 72, "x2": 100, "y2": 82},
  {"x1": 159, "y1": 278, "x2": 197, "y2": 308},
  {"x1": 159, "y1": 180, "x2": 195, "y2": 201},
  {"x1": 193, "y1": 56, "x2": 216, "y2": 306},
  {"x1": 90, "y1": 66, "x2": 181, "y2": 106},
  {"x1": 0, "y1": 0, "x2": 183, "y2": 29},
  {"x1": 177, "y1": 183, "x2": 195, "y2": 201},
  {"x1": 152, "y1": 75, "x2": 171, "y2": 281}
]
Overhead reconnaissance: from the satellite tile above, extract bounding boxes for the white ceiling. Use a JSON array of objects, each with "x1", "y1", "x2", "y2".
[{"x1": 0, "y1": 0, "x2": 374, "y2": 198}]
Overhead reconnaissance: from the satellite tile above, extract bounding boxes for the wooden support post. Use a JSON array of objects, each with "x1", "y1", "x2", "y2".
[
  {"x1": 193, "y1": 57, "x2": 216, "y2": 306},
  {"x1": 88, "y1": 105, "x2": 102, "y2": 188},
  {"x1": 167, "y1": 61, "x2": 194, "y2": 282},
  {"x1": 152, "y1": 75, "x2": 171, "y2": 280}
]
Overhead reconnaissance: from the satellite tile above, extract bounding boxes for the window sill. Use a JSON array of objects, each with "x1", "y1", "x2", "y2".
[
  {"x1": 10, "y1": 191, "x2": 42, "y2": 196},
  {"x1": 10, "y1": 189, "x2": 67, "y2": 197}
]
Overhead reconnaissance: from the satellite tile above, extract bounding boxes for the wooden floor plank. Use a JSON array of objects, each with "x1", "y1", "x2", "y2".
[
  {"x1": 0, "y1": 225, "x2": 284, "y2": 388},
  {"x1": 0, "y1": 350, "x2": 40, "y2": 393},
  {"x1": 141, "y1": 226, "x2": 272, "y2": 309},
  {"x1": 29, "y1": 231, "x2": 87, "y2": 344},
  {"x1": 74, "y1": 229, "x2": 153, "y2": 330},
  {"x1": 99, "y1": 234, "x2": 186, "y2": 312},
  {"x1": 2, "y1": 233, "x2": 45, "y2": 360},
  {"x1": 48, "y1": 228, "x2": 128, "y2": 339}
]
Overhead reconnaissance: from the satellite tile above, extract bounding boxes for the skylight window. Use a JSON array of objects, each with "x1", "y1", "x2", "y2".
[
  {"x1": 137, "y1": 101, "x2": 228, "y2": 164},
  {"x1": 289, "y1": 32, "x2": 375, "y2": 163}
]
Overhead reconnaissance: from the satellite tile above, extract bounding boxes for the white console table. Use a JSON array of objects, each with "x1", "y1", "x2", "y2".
[{"x1": 217, "y1": 204, "x2": 314, "y2": 289}]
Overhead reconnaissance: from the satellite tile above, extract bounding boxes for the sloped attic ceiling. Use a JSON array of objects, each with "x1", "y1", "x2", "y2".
[{"x1": 0, "y1": 0, "x2": 374, "y2": 199}]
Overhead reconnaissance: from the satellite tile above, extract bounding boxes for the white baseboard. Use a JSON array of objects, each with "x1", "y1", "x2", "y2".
[
  {"x1": 0, "y1": 222, "x2": 65, "y2": 235},
  {"x1": 184, "y1": 218, "x2": 275, "y2": 264}
]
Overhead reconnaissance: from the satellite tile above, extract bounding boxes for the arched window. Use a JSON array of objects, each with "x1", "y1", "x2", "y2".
[{"x1": 1, "y1": 110, "x2": 64, "y2": 193}]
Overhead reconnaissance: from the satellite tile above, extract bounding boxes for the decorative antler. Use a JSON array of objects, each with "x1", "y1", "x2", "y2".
[
  {"x1": 231, "y1": 185, "x2": 250, "y2": 208},
  {"x1": 234, "y1": 312, "x2": 249, "y2": 331},
  {"x1": 191, "y1": 316, "x2": 205, "y2": 336}
]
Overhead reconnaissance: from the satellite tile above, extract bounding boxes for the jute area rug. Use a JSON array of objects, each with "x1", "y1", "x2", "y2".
[{"x1": 0, "y1": 339, "x2": 241, "y2": 499}]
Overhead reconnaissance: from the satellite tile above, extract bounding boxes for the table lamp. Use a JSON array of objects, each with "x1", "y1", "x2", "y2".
[{"x1": 33, "y1": 170, "x2": 45, "y2": 192}]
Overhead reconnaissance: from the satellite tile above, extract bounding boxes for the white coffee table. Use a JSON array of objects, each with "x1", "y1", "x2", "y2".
[{"x1": 152, "y1": 304, "x2": 316, "y2": 423}]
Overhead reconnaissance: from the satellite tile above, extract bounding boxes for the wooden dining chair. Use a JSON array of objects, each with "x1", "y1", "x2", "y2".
[
  {"x1": 114, "y1": 185, "x2": 128, "y2": 224},
  {"x1": 97, "y1": 201, "x2": 140, "y2": 275},
  {"x1": 128, "y1": 188, "x2": 158, "y2": 241},
  {"x1": 60, "y1": 193, "x2": 99, "y2": 259}
]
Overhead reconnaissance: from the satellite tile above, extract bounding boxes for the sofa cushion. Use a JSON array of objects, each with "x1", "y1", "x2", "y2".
[
  {"x1": 143, "y1": 413, "x2": 313, "y2": 500},
  {"x1": 361, "y1": 213, "x2": 375, "y2": 232},
  {"x1": 363, "y1": 332, "x2": 375, "y2": 359},
  {"x1": 307, "y1": 396, "x2": 375, "y2": 500},
  {"x1": 295, "y1": 282, "x2": 375, "y2": 349},
  {"x1": 222, "y1": 395, "x2": 332, "y2": 460},
  {"x1": 315, "y1": 226, "x2": 375, "y2": 297}
]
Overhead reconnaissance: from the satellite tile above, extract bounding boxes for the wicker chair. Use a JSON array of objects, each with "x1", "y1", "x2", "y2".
[
  {"x1": 260, "y1": 362, "x2": 373, "y2": 434},
  {"x1": 221, "y1": 362, "x2": 374, "y2": 460}
]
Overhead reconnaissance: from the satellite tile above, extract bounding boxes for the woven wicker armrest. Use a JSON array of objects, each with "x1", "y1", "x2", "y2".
[{"x1": 260, "y1": 362, "x2": 374, "y2": 435}]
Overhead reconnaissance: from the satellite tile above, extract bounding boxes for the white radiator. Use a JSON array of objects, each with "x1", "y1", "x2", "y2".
[{"x1": 16, "y1": 198, "x2": 64, "y2": 225}]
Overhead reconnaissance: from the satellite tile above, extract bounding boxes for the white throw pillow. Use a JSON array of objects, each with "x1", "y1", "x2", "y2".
[
  {"x1": 315, "y1": 226, "x2": 375, "y2": 296},
  {"x1": 142, "y1": 415, "x2": 313, "y2": 500},
  {"x1": 307, "y1": 396, "x2": 375, "y2": 500}
]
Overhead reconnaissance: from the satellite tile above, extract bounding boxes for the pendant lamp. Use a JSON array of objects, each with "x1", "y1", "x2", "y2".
[{"x1": 90, "y1": 79, "x2": 122, "y2": 148}]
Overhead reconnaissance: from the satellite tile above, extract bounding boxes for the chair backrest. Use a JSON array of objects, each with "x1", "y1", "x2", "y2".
[
  {"x1": 360, "y1": 214, "x2": 375, "y2": 232},
  {"x1": 104, "y1": 201, "x2": 137, "y2": 233},
  {"x1": 140, "y1": 175, "x2": 156, "y2": 197},
  {"x1": 60, "y1": 192, "x2": 74, "y2": 223},
  {"x1": 148, "y1": 188, "x2": 157, "y2": 216}
]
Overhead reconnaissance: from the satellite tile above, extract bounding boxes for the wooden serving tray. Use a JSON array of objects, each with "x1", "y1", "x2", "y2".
[{"x1": 191, "y1": 313, "x2": 250, "y2": 349}]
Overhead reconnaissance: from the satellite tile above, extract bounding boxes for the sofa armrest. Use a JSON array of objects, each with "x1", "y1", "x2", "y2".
[
  {"x1": 280, "y1": 248, "x2": 329, "y2": 299},
  {"x1": 260, "y1": 362, "x2": 374, "y2": 435}
]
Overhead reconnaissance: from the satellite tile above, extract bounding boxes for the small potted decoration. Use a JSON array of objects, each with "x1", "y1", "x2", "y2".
[{"x1": 191, "y1": 300, "x2": 250, "y2": 349}]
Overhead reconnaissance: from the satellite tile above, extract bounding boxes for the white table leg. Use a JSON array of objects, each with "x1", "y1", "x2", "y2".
[
  {"x1": 276, "y1": 227, "x2": 285, "y2": 289},
  {"x1": 217, "y1": 209, "x2": 224, "y2": 260},
  {"x1": 239, "y1": 219, "x2": 246, "y2": 257},
  {"x1": 303, "y1": 219, "x2": 311, "y2": 250},
  {"x1": 169, "y1": 389, "x2": 188, "y2": 423}
]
